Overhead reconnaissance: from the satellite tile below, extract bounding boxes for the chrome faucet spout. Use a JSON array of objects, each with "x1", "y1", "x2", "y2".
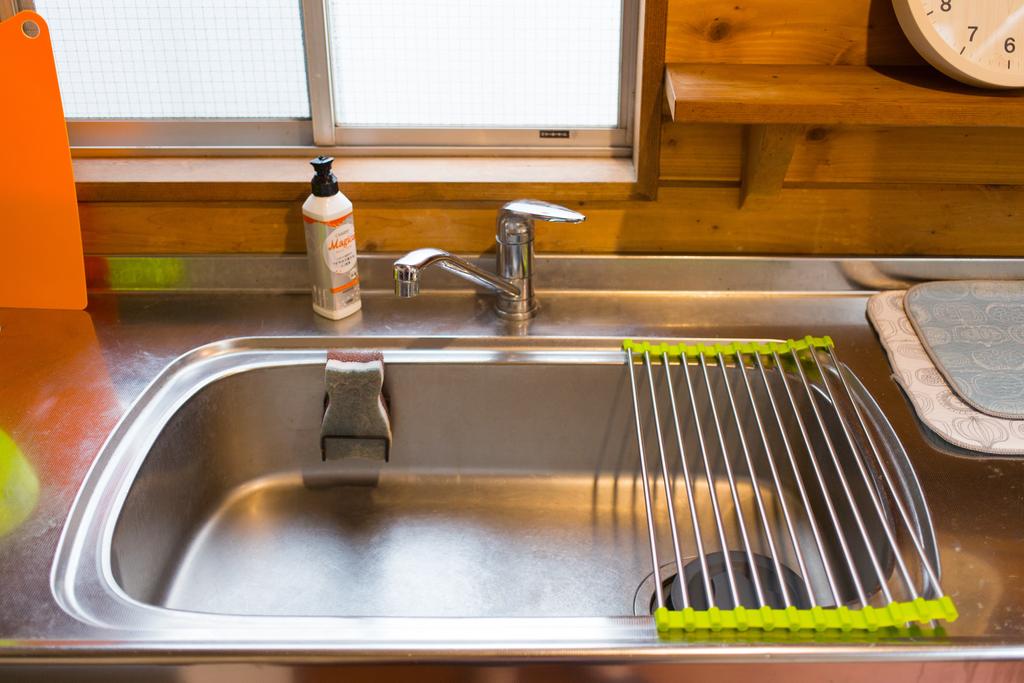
[
  {"x1": 393, "y1": 200, "x2": 586, "y2": 319},
  {"x1": 394, "y1": 248, "x2": 520, "y2": 300}
]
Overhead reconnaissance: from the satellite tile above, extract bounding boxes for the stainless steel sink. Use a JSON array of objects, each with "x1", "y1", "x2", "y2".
[{"x1": 52, "y1": 337, "x2": 937, "y2": 643}]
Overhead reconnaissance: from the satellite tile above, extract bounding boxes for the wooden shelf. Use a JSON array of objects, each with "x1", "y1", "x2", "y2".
[
  {"x1": 665, "y1": 64, "x2": 1024, "y2": 128},
  {"x1": 664, "y1": 64, "x2": 1024, "y2": 206}
]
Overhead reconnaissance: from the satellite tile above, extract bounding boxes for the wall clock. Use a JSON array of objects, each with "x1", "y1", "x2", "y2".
[{"x1": 892, "y1": 0, "x2": 1024, "y2": 88}]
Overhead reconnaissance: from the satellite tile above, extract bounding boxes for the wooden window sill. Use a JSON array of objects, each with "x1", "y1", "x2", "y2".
[{"x1": 73, "y1": 157, "x2": 642, "y2": 203}]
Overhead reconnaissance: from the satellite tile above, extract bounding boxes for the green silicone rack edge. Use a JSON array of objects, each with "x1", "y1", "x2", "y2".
[
  {"x1": 622, "y1": 335, "x2": 835, "y2": 360},
  {"x1": 622, "y1": 336, "x2": 960, "y2": 633},
  {"x1": 654, "y1": 598, "x2": 958, "y2": 633}
]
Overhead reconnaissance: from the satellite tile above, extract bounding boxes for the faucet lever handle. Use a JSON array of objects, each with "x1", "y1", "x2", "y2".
[{"x1": 499, "y1": 199, "x2": 586, "y2": 225}]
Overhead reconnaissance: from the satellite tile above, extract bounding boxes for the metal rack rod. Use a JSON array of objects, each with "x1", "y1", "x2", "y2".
[
  {"x1": 788, "y1": 347, "x2": 894, "y2": 605},
  {"x1": 712, "y1": 356, "x2": 774, "y2": 606},
  {"x1": 751, "y1": 351, "x2": 839, "y2": 606},
  {"x1": 698, "y1": 353, "x2": 767, "y2": 607},
  {"x1": 680, "y1": 354, "x2": 742, "y2": 607},
  {"x1": 662, "y1": 354, "x2": 714, "y2": 606},
  {"x1": 624, "y1": 348, "x2": 665, "y2": 609},
  {"x1": 642, "y1": 351, "x2": 689, "y2": 608},
  {"x1": 823, "y1": 346, "x2": 946, "y2": 598},
  {"x1": 721, "y1": 352, "x2": 794, "y2": 608},
  {"x1": 807, "y1": 346, "x2": 918, "y2": 599},
  {"x1": 772, "y1": 350, "x2": 868, "y2": 606}
]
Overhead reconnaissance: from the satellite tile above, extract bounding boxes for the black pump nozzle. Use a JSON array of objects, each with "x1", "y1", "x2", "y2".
[{"x1": 310, "y1": 156, "x2": 339, "y2": 197}]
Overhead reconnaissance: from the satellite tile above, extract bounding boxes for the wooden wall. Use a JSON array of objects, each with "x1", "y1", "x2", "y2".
[
  {"x1": 664, "y1": 1, "x2": 924, "y2": 65},
  {"x1": 78, "y1": 0, "x2": 1024, "y2": 257}
]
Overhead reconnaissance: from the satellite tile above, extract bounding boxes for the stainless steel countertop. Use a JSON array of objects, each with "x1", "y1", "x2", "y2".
[{"x1": 0, "y1": 255, "x2": 1022, "y2": 665}]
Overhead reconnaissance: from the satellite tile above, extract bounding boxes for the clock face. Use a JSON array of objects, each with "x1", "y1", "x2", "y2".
[{"x1": 894, "y1": 0, "x2": 1024, "y2": 88}]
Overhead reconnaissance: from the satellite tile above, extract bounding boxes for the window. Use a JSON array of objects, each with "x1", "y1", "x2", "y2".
[
  {"x1": 32, "y1": 1, "x2": 310, "y2": 119},
  {"x1": 15, "y1": 1, "x2": 638, "y2": 155}
]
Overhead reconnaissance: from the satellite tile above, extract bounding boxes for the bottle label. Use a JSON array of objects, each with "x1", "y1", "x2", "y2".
[
  {"x1": 303, "y1": 209, "x2": 361, "y2": 318},
  {"x1": 322, "y1": 214, "x2": 357, "y2": 275}
]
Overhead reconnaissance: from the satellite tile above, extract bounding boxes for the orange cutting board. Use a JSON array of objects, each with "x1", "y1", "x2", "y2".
[{"x1": 0, "y1": 11, "x2": 86, "y2": 310}]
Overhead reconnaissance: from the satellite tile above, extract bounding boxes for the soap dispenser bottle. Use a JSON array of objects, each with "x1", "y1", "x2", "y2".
[{"x1": 302, "y1": 156, "x2": 362, "y2": 320}]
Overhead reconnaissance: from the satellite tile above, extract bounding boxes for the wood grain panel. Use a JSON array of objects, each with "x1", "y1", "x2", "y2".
[
  {"x1": 78, "y1": 185, "x2": 1024, "y2": 256},
  {"x1": 792, "y1": 126, "x2": 1024, "y2": 185},
  {"x1": 661, "y1": 122, "x2": 743, "y2": 181},
  {"x1": 661, "y1": 122, "x2": 1024, "y2": 185},
  {"x1": 666, "y1": 0, "x2": 924, "y2": 66}
]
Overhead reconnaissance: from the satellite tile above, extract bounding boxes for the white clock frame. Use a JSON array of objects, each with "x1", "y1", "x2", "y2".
[{"x1": 893, "y1": 0, "x2": 1024, "y2": 89}]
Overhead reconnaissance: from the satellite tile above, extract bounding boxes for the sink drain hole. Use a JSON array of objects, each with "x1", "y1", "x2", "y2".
[{"x1": 643, "y1": 551, "x2": 812, "y2": 613}]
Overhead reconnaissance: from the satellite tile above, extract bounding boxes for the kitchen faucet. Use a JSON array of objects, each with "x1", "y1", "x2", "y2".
[{"x1": 393, "y1": 199, "x2": 586, "y2": 320}]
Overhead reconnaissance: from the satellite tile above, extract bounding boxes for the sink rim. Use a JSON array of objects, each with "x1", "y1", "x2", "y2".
[{"x1": 50, "y1": 335, "x2": 940, "y2": 647}]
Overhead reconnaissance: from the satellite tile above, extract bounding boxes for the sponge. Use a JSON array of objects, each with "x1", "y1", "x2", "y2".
[{"x1": 321, "y1": 350, "x2": 391, "y2": 461}]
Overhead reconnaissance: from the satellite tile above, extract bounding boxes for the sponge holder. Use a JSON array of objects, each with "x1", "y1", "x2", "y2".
[{"x1": 622, "y1": 337, "x2": 958, "y2": 633}]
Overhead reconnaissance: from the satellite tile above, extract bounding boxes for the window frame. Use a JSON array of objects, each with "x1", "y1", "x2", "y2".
[{"x1": 13, "y1": 0, "x2": 639, "y2": 158}]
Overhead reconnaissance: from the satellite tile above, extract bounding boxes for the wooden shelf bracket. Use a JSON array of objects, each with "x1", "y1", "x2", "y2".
[{"x1": 739, "y1": 124, "x2": 804, "y2": 207}]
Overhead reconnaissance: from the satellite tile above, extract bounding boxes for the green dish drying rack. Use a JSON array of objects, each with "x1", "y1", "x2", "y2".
[{"x1": 622, "y1": 336, "x2": 958, "y2": 633}]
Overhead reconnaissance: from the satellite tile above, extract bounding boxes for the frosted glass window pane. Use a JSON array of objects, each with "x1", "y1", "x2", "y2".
[
  {"x1": 34, "y1": 1, "x2": 310, "y2": 119},
  {"x1": 327, "y1": 0, "x2": 623, "y2": 128}
]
